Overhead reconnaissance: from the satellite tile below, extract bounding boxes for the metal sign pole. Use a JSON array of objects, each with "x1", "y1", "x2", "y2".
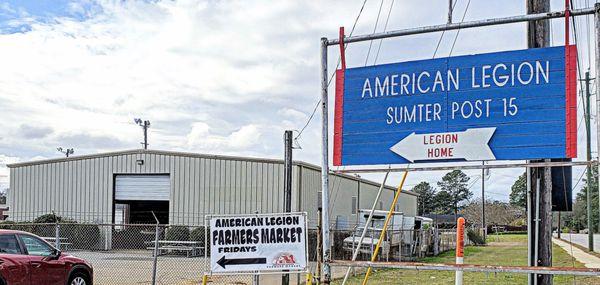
[
  {"x1": 595, "y1": 3, "x2": 600, "y2": 236},
  {"x1": 319, "y1": 37, "x2": 332, "y2": 284}
]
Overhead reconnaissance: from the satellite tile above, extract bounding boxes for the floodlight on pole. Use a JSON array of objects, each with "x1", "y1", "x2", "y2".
[
  {"x1": 134, "y1": 118, "x2": 151, "y2": 150},
  {"x1": 57, "y1": 147, "x2": 74, "y2": 157}
]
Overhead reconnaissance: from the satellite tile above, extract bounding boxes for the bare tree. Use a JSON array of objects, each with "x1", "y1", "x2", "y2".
[{"x1": 463, "y1": 199, "x2": 525, "y2": 227}]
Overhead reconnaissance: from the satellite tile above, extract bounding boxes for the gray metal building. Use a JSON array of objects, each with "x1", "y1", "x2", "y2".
[{"x1": 7, "y1": 149, "x2": 417, "y2": 227}]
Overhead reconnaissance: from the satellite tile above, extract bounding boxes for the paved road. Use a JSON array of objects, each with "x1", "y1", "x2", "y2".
[{"x1": 556, "y1": 233, "x2": 600, "y2": 253}]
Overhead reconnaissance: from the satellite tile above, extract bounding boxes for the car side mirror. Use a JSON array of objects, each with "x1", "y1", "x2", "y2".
[{"x1": 43, "y1": 250, "x2": 61, "y2": 261}]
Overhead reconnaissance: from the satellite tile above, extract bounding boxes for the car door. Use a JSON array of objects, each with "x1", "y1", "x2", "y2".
[
  {"x1": 18, "y1": 234, "x2": 66, "y2": 285},
  {"x1": 0, "y1": 234, "x2": 29, "y2": 285}
]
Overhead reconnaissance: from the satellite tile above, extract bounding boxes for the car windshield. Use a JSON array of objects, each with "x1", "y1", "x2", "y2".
[{"x1": 0, "y1": 235, "x2": 21, "y2": 254}]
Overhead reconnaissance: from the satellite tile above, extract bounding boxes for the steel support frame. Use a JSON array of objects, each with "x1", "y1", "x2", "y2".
[
  {"x1": 319, "y1": 5, "x2": 599, "y2": 283},
  {"x1": 330, "y1": 260, "x2": 600, "y2": 277},
  {"x1": 333, "y1": 160, "x2": 596, "y2": 174}
]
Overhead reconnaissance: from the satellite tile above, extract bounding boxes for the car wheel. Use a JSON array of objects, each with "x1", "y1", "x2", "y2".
[{"x1": 69, "y1": 271, "x2": 91, "y2": 285}]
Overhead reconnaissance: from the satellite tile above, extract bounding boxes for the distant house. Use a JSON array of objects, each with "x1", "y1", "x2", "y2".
[
  {"x1": 0, "y1": 205, "x2": 8, "y2": 220},
  {"x1": 424, "y1": 214, "x2": 464, "y2": 228}
]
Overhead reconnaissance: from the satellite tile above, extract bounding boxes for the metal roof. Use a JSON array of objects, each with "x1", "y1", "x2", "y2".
[{"x1": 7, "y1": 149, "x2": 418, "y2": 196}]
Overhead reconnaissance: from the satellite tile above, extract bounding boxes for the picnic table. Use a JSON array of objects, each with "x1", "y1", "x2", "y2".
[
  {"x1": 41, "y1": 237, "x2": 72, "y2": 251},
  {"x1": 145, "y1": 240, "x2": 204, "y2": 258}
]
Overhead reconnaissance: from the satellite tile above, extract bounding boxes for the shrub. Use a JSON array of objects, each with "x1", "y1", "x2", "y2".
[
  {"x1": 166, "y1": 226, "x2": 190, "y2": 241},
  {"x1": 191, "y1": 226, "x2": 210, "y2": 254},
  {"x1": 190, "y1": 227, "x2": 206, "y2": 243},
  {"x1": 62, "y1": 223, "x2": 102, "y2": 250},
  {"x1": 32, "y1": 214, "x2": 76, "y2": 237},
  {"x1": 332, "y1": 230, "x2": 353, "y2": 259},
  {"x1": 467, "y1": 229, "x2": 486, "y2": 245},
  {"x1": 112, "y1": 226, "x2": 155, "y2": 249},
  {"x1": 33, "y1": 214, "x2": 62, "y2": 223},
  {"x1": 0, "y1": 221, "x2": 33, "y2": 233}
]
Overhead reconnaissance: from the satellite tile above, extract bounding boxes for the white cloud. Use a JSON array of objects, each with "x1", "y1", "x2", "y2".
[
  {"x1": 186, "y1": 122, "x2": 262, "y2": 151},
  {"x1": 0, "y1": 0, "x2": 594, "y2": 201},
  {"x1": 0, "y1": 155, "x2": 20, "y2": 190}
]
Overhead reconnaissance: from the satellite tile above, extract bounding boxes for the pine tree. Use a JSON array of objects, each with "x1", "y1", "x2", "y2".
[
  {"x1": 437, "y1": 170, "x2": 472, "y2": 219},
  {"x1": 412, "y1": 182, "x2": 436, "y2": 215},
  {"x1": 509, "y1": 172, "x2": 527, "y2": 208}
]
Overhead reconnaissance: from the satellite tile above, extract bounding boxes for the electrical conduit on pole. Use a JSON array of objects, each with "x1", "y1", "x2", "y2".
[
  {"x1": 361, "y1": 171, "x2": 408, "y2": 285},
  {"x1": 455, "y1": 217, "x2": 465, "y2": 285}
]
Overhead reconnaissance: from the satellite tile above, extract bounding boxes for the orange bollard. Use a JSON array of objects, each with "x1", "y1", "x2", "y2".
[{"x1": 455, "y1": 217, "x2": 465, "y2": 285}]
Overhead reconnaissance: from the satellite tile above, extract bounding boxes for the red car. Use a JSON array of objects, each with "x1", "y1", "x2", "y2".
[{"x1": 0, "y1": 230, "x2": 93, "y2": 285}]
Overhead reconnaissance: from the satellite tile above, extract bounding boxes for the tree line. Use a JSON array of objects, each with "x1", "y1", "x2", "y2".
[
  {"x1": 414, "y1": 170, "x2": 525, "y2": 227},
  {"x1": 507, "y1": 168, "x2": 599, "y2": 232},
  {"x1": 412, "y1": 170, "x2": 472, "y2": 218}
]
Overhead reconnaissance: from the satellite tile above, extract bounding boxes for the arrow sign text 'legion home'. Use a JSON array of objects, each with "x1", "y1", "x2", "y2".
[{"x1": 333, "y1": 46, "x2": 577, "y2": 166}]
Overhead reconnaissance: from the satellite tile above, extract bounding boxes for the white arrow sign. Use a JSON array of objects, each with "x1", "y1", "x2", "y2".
[{"x1": 389, "y1": 127, "x2": 496, "y2": 162}]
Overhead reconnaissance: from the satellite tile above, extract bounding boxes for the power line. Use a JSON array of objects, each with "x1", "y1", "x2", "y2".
[
  {"x1": 448, "y1": 0, "x2": 471, "y2": 56},
  {"x1": 364, "y1": 0, "x2": 385, "y2": 66},
  {"x1": 433, "y1": 0, "x2": 460, "y2": 58},
  {"x1": 373, "y1": 0, "x2": 395, "y2": 64},
  {"x1": 327, "y1": 0, "x2": 369, "y2": 87},
  {"x1": 294, "y1": 100, "x2": 321, "y2": 141},
  {"x1": 295, "y1": 0, "x2": 369, "y2": 142},
  {"x1": 585, "y1": 0, "x2": 592, "y2": 68},
  {"x1": 570, "y1": 0, "x2": 590, "y2": 123},
  {"x1": 330, "y1": 0, "x2": 396, "y2": 218},
  {"x1": 573, "y1": 166, "x2": 587, "y2": 189}
]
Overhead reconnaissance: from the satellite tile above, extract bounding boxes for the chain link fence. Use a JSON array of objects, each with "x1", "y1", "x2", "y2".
[
  {"x1": 0, "y1": 222, "x2": 261, "y2": 284},
  {"x1": 1, "y1": 221, "x2": 595, "y2": 284},
  {"x1": 328, "y1": 227, "x2": 467, "y2": 262}
]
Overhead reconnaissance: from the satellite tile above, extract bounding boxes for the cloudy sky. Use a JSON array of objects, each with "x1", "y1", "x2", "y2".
[{"x1": 0, "y1": 0, "x2": 597, "y2": 202}]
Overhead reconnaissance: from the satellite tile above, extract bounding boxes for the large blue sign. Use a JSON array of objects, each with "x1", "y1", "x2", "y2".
[{"x1": 333, "y1": 46, "x2": 577, "y2": 166}]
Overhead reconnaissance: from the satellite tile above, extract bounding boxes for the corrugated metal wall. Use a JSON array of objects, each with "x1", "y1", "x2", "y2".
[{"x1": 8, "y1": 150, "x2": 417, "y2": 227}]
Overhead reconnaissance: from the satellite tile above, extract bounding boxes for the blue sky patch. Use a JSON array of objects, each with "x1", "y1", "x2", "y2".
[{"x1": 0, "y1": 0, "x2": 101, "y2": 34}]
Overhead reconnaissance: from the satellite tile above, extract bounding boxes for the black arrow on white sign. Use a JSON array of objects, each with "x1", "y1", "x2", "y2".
[{"x1": 217, "y1": 255, "x2": 267, "y2": 269}]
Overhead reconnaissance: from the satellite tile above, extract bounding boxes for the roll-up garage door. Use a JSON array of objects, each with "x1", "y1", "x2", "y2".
[{"x1": 115, "y1": 175, "x2": 170, "y2": 201}]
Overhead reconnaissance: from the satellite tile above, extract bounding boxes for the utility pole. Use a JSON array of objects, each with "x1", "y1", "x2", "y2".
[
  {"x1": 134, "y1": 118, "x2": 151, "y2": 149},
  {"x1": 56, "y1": 147, "x2": 74, "y2": 158},
  {"x1": 527, "y1": 0, "x2": 552, "y2": 284},
  {"x1": 448, "y1": 0, "x2": 453, "y2": 24},
  {"x1": 585, "y1": 70, "x2": 594, "y2": 251},
  {"x1": 282, "y1": 130, "x2": 293, "y2": 285}
]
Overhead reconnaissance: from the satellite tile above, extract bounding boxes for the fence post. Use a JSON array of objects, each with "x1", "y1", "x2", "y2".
[
  {"x1": 55, "y1": 221, "x2": 61, "y2": 250},
  {"x1": 151, "y1": 212, "x2": 159, "y2": 285},
  {"x1": 455, "y1": 217, "x2": 465, "y2": 285}
]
